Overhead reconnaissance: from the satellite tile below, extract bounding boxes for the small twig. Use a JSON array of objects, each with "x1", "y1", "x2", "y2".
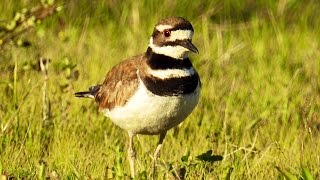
[
  {"x1": 40, "y1": 57, "x2": 49, "y2": 121},
  {"x1": 39, "y1": 57, "x2": 53, "y2": 161}
]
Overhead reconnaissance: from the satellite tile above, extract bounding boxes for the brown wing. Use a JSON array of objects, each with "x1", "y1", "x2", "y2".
[{"x1": 95, "y1": 55, "x2": 145, "y2": 110}]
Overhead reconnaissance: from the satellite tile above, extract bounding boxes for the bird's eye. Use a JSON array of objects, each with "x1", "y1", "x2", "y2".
[{"x1": 164, "y1": 30, "x2": 171, "y2": 37}]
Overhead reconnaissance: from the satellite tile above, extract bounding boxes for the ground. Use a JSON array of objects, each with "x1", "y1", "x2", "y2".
[{"x1": 0, "y1": 0, "x2": 319, "y2": 179}]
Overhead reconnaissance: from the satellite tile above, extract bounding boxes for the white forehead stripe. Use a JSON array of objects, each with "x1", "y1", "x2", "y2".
[
  {"x1": 156, "y1": 25, "x2": 173, "y2": 31},
  {"x1": 148, "y1": 67, "x2": 195, "y2": 79},
  {"x1": 169, "y1": 30, "x2": 193, "y2": 41}
]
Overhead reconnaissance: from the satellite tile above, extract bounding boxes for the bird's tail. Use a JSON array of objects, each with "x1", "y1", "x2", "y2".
[{"x1": 74, "y1": 85, "x2": 101, "y2": 99}]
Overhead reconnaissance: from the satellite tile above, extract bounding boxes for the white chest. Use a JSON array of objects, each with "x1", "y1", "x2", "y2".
[{"x1": 103, "y1": 79, "x2": 200, "y2": 135}]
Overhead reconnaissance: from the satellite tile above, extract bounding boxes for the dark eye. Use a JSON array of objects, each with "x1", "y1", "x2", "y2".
[{"x1": 164, "y1": 30, "x2": 171, "y2": 37}]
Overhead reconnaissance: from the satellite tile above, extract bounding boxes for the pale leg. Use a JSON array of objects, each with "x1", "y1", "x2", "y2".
[
  {"x1": 128, "y1": 132, "x2": 135, "y2": 178},
  {"x1": 153, "y1": 131, "x2": 167, "y2": 178}
]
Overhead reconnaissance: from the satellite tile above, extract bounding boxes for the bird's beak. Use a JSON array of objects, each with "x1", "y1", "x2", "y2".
[{"x1": 179, "y1": 39, "x2": 199, "y2": 53}]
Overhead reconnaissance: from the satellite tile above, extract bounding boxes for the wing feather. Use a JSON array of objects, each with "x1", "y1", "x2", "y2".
[{"x1": 95, "y1": 55, "x2": 144, "y2": 110}]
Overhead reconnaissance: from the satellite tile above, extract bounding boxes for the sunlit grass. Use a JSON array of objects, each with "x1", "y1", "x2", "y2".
[{"x1": 0, "y1": 0, "x2": 320, "y2": 179}]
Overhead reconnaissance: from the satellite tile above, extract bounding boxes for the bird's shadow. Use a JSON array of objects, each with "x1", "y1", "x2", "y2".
[{"x1": 195, "y1": 150, "x2": 223, "y2": 163}]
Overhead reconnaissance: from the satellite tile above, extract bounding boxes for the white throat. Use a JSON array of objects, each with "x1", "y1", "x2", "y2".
[
  {"x1": 148, "y1": 67, "x2": 195, "y2": 79},
  {"x1": 148, "y1": 38, "x2": 190, "y2": 60}
]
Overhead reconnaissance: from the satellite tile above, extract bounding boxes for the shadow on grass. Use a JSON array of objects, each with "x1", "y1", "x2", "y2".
[{"x1": 196, "y1": 150, "x2": 223, "y2": 163}]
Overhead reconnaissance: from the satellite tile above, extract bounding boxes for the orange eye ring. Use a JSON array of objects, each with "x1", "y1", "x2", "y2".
[{"x1": 164, "y1": 30, "x2": 171, "y2": 37}]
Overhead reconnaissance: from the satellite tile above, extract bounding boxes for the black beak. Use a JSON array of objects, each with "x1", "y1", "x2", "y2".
[{"x1": 179, "y1": 39, "x2": 199, "y2": 53}]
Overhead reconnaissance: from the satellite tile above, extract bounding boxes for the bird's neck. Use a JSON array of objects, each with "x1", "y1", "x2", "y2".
[
  {"x1": 145, "y1": 47, "x2": 193, "y2": 70},
  {"x1": 141, "y1": 47, "x2": 199, "y2": 96}
]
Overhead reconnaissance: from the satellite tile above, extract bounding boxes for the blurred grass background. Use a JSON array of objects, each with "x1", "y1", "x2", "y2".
[{"x1": 0, "y1": 0, "x2": 320, "y2": 179}]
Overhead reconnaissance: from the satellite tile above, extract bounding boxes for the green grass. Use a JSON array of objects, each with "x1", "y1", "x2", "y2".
[{"x1": 1, "y1": 0, "x2": 320, "y2": 179}]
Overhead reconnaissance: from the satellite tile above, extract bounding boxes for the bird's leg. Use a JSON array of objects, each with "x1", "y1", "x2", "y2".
[
  {"x1": 128, "y1": 132, "x2": 136, "y2": 178},
  {"x1": 153, "y1": 131, "x2": 167, "y2": 178}
]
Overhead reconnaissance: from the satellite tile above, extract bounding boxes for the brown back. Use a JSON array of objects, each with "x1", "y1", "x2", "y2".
[{"x1": 95, "y1": 55, "x2": 145, "y2": 110}]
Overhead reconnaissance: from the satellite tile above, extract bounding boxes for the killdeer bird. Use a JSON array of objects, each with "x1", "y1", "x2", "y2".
[{"x1": 75, "y1": 17, "x2": 200, "y2": 177}]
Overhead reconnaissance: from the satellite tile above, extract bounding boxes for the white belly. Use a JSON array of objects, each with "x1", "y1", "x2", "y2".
[{"x1": 103, "y1": 79, "x2": 200, "y2": 135}]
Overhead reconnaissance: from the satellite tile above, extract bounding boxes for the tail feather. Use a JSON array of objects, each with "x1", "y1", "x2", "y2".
[
  {"x1": 75, "y1": 85, "x2": 101, "y2": 99},
  {"x1": 74, "y1": 91, "x2": 95, "y2": 98}
]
